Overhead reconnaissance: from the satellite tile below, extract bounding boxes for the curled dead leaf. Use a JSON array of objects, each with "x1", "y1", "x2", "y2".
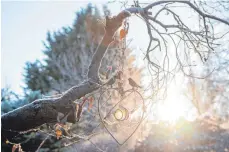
[
  {"x1": 88, "y1": 96, "x2": 94, "y2": 111},
  {"x1": 12, "y1": 144, "x2": 22, "y2": 152},
  {"x1": 120, "y1": 29, "x2": 127, "y2": 40},
  {"x1": 56, "y1": 129, "x2": 62, "y2": 140}
]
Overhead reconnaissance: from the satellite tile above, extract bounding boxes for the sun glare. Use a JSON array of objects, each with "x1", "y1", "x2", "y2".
[
  {"x1": 157, "y1": 99, "x2": 187, "y2": 123},
  {"x1": 155, "y1": 80, "x2": 192, "y2": 123}
]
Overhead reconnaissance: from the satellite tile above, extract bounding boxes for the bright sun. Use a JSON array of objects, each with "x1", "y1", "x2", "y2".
[
  {"x1": 139, "y1": 61, "x2": 195, "y2": 123},
  {"x1": 154, "y1": 79, "x2": 193, "y2": 123},
  {"x1": 157, "y1": 98, "x2": 188, "y2": 123}
]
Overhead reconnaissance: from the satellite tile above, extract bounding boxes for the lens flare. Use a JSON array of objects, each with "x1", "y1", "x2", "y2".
[{"x1": 114, "y1": 109, "x2": 124, "y2": 120}]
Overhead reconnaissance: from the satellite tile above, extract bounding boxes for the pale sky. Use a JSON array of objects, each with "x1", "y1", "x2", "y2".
[
  {"x1": 1, "y1": 1, "x2": 117, "y2": 95},
  {"x1": 1, "y1": 0, "x2": 148, "y2": 95}
]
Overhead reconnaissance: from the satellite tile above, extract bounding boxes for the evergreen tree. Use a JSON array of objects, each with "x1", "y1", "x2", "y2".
[
  {"x1": 24, "y1": 4, "x2": 112, "y2": 94},
  {"x1": 24, "y1": 60, "x2": 50, "y2": 94}
]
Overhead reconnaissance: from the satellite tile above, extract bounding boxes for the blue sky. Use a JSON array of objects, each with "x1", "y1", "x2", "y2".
[
  {"x1": 1, "y1": 1, "x2": 146, "y2": 95},
  {"x1": 1, "y1": 1, "x2": 109, "y2": 95}
]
